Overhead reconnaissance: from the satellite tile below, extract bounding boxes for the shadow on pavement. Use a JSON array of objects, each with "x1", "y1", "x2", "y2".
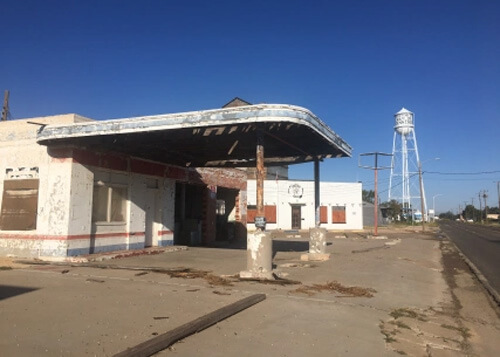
[
  {"x1": 0, "y1": 285, "x2": 39, "y2": 301},
  {"x1": 272, "y1": 240, "x2": 309, "y2": 258}
]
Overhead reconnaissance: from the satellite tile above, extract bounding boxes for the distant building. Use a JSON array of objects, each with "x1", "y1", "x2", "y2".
[
  {"x1": 222, "y1": 97, "x2": 253, "y2": 108},
  {"x1": 223, "y1": 97, "x2": 289, "y2": 181},
  {"x1": 362, "y1": 202, "x2": 386, "y2": 227},
  {"x1": 246, "y1": 180, "x2": 363, "y2": 231}
]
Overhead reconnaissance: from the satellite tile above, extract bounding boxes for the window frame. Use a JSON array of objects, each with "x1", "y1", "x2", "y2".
[
  {"x1": 0, "y1": 178, "x2": 39, "y2": 231},
  {"x1": 331, "y1": 205, "x2": 347, "y2": 224},
  {"x1": 320, "y1": 205, "x2": 328, "y2": 224},
  {"x1": 92, "y1": 183, "x2": 128, "y2": 225}
]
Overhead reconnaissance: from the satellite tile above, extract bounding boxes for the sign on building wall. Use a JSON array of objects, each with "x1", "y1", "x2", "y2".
[{"x1": 288, "y1": 183, "x2": 303, "y2": 198}]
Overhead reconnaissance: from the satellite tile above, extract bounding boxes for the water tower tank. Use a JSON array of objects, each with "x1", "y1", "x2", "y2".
[{"x1": 394, "y1": 108, "x2": 414, "y2": 135}]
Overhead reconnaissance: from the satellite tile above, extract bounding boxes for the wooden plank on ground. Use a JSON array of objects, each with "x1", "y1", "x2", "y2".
[{"x1": 113, "y1": 293, "x2": 266, "y2": 357}]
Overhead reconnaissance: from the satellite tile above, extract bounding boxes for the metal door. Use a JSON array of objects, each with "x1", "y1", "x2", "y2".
[{"x1": 291, "y1": 205, "x2": 301, "y2": 229}]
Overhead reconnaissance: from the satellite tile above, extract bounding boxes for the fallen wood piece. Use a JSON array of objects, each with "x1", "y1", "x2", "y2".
[{"x1": 113, "y1": 293, "x2": 266, "y2": 357}]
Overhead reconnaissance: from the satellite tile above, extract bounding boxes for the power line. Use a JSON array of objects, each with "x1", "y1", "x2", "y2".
[
  {"x1": 425, "y1": 177, "x2": 500, "y2": 182},
  {"x1": 425, "y1": 170, "x2": 500, "y2": 175}
]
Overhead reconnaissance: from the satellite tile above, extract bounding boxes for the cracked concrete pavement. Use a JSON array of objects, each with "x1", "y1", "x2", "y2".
[{"x1": 0, "y1": 227, "x2": 499, "y2": 356}]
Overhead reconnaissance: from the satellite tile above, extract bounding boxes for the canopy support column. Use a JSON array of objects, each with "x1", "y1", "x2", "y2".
[
  {"x1": 240, "y1": 130, "x2": 273, "y2": 280},
  {"x1": 302, "y1": 158, "x2": 329, "y2": 262},
  {"x1": 314, "y1": 158, "x2": 320, "y2": 228}
]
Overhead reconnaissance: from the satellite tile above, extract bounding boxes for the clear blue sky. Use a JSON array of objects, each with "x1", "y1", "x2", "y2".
[{"x1": 1, "y1": 0, "x2": 499, "y2": 213}]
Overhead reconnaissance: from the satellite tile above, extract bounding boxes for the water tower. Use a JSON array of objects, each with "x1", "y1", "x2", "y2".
[{"x1": 388, "y1": 108, "x2": 427, "y2": 220}]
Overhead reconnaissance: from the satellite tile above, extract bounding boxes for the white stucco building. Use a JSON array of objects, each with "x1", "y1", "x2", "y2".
[
  {"x1": 0, "y1": 103, "x2": 353, "y2": 259},
  {"x1": 247, "y1": 179, "x2": 363, "y2": 231},
  {"x1": 0, "y1": 114, "x2": 247, "y2": 258}
]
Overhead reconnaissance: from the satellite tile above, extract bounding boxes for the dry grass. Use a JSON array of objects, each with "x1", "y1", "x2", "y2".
[
  {"x1": 390, "y1": 308, "x2": 427, "y2": 321},
  {"x1": 389, "y1": 320, "x2": 411, "y2": 329},
  {"x1": 441, "y1": 324, "x2": 471, "y2": 339},
  {"x1": 152, "y1": 268, "x2": 234, "y2": 286},
  {"x1": 292, "y1": 281, "x2": 376, "y2": 297},
  {"x1": 379, "y1": 322, "x2": 398, "y2": 343},
  {"x1": 205, "y1": 274, "x2": 234, "y2": 286}
]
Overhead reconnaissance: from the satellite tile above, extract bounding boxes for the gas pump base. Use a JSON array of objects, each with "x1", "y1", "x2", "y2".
[
  {"x1": 240, "y1": 230, "x2": 274, "y2": 280},
  {"x1": 301, "y1": 227, "x2": 330, "y2": 261}
]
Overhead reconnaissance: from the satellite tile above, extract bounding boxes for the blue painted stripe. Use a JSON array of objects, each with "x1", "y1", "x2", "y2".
[
  {"x1": 67, "y1": 243, "x2": 128, "y2": 256},
  {"x1": 128, "y1": 242, "x2": 145, "y2": 250},
  {"x1": 158, "y1": 239, "x2": 174, "y2": 247},
  {"x1": 67, "y1": 241, "x2": 174, "y2": 257}
]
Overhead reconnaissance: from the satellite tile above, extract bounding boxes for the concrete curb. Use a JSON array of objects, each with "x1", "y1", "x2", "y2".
[
  {"x1": 440, "y1": 231, "x2": 500, "y2": 307},
  {"x1": 6, "y1": 246, "x2": 189, "y2": 265},
  {"x1": 81, "y1": 246, "x2": 188, "y2": 262}
]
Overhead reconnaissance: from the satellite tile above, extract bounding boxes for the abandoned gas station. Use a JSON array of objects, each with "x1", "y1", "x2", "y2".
[{"x1": 0, "y1": 102, "x2": 351, "y2": 278}]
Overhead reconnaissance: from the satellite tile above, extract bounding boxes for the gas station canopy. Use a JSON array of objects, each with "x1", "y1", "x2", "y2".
[{"x1": 37, "y1": 104, "x2": 352, "y2": 167}]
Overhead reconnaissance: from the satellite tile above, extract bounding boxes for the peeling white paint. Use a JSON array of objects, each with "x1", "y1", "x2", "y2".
[{"x1": 1, "y1": 115, "x2": 177, "y2": 258}]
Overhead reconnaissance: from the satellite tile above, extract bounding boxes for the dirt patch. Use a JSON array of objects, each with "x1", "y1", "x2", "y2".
[
  {"x1": 0, "y1": 257, "x2": 30, "y2": 269},
  {"x1": 378, "y1": 237, "x2": 480, "y2": 356},
  {"x1": 291, "y1": 281, "x2": 376, "y2": 297},
  {"x1": 379, "y1": 306, "x2": 468, "y2": 356}
]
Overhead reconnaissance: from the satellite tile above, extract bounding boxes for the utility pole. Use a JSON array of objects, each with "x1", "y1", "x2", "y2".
[
  {"x1": 1, "y1": 90, "x2": 9, "y2": 121},
  {"x1": 478, "y1": 192, "x2": 482, "y2": 222},
  {"x1": 471, "y1": 197, "x2": 475, "y2": 221},
  {"x1": 483, "y1": 191, "x2": 488, "y2": 220},
  {"x1": 359, "y1": 152, "x2": 392, "y2": 236},
  {"x1": 497, "y1": 181, "x2": 500, "y2": 211},
  {"x1": 418, "y1": 161, "x2": 426, "y2": 230}
]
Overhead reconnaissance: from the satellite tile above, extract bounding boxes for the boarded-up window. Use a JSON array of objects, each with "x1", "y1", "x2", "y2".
[
  {"x1": 247, "y1": 205, "x2": 276, "y2": 223},
  {"x1": 0, "y1": 179, "x2": 39, "y2": 230},
  {"x1": 320, "y1": 206, "x2": 328, "y2": 224},
  {"x1": 92, "y1": 185, "x2": 127, "y2": 223},
  {"x1": 332, "y1": 206, "x2": 346, "y2": 224},
  {"x1": 247, "y1": 205, "x2": 257, "y2": 223},
  {"x1": 264, "y1": 205, "x2": 277, "y2": 223}
]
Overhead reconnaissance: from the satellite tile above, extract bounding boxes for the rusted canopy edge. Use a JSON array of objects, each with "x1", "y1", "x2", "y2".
[{"x1": 36, "y1": 104, "x2": 352, "y2": 167}]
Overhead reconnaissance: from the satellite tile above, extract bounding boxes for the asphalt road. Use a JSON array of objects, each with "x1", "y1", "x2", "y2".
[{"x1": 439, "y1": 220, "x2": 500, "y2": 297}]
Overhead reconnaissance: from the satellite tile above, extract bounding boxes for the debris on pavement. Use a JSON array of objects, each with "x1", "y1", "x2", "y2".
[
  {"x1": 86, "y1": 278, "x2": 105, "y2": 283},
  {"x1": 292, "y1": 281, "x2": 376, "y2": 297},
  {"x1": 114, "y1": 294, "x2": 266, "y2": 357}
]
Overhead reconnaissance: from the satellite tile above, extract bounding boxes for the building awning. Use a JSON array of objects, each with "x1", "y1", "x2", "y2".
[{"x1": 36, "y1": 104, "x2": 352, "y2": 167}]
